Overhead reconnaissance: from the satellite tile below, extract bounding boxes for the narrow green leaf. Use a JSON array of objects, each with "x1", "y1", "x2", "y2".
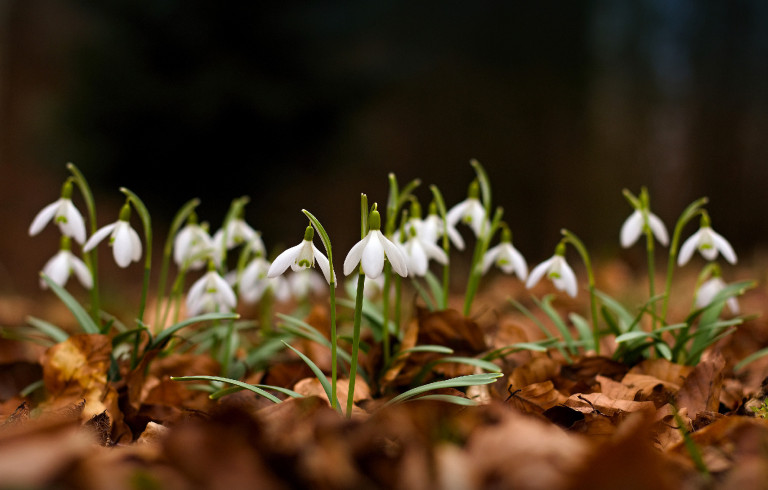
[
  {"x1": 735, "y1": 346, "x2": 768, "y2": 371},
  {"x1": 26, "y1": 316, "x2": 69, "y2": 343},
  {"x1": 384, "y1": 372, "x2": 502, "y2": 407},
  {"x1": 568, "y1": 313, "x2": 594, "y2": 352},
  {"x1": 150, "y1": 312, "x2": 239, "y2": 350},
  {"x1": 397, "y1": 345, "x2": 454, "y2": 356},
  {"x1": 283, "y1": 342, "x2": 342, "y2": 412},
  {"x1": 171, "y1": 375, "x2": 283, "y2": 404},
  {"x1": 40, "y1": 273, "x2": 100, "y2": 334},
  {"x1": 409, "y1": 394, "x2": 478, "y2": 406}
]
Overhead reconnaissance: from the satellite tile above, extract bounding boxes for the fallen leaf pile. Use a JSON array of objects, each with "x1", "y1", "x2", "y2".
[{"x1": 2, "y1": 273, "x2": 768, "y2": 489}]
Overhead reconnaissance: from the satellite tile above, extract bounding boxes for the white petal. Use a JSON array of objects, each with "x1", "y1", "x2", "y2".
[
  {"x1": 406, "y1": 240, "x2": 429, "y2": 276},
  {"x1": 526, "y1": 257, "x2": 553, "y2": 289},
  {"x1": 267, "y1": 243, "x2": 302, "y2": 278},
  {"x1": 446, "y1": 223, "x2": 465, "y2": 250},
  {"x1": 343, "y1": 234, "x2": 370, "y2": 276},
  {"x1": 212, "y1": 273, "x2": 237, "y2": 309},
  {"x1": 312, "y1": 244, "x2": 335, "y2": 285},
  {"x1": 379, "y1": 231, "x2": 408, "y2": 277},
  {"x1": 481, "y1": 245, "x2": 501, "y2": 274},
  {"x1": 129, "y1": 226, "x2": 142, "y2": 262},
  {"x1": 554, "y1": 259, "x2": 578, "y2": 297},
  {"x1": 361, "y1": 232, "x2": 386, "y2": 279},
  {"x1": 467, "y1": 202, "x2": 488, "y2": 237},
  {"x1": 70, "y1": 255, "x2": 93, "y2": 289},
  {"x1": 677, "y1": 230, "x2": 701, "y2": 266},
  {"x1": 29, "y1": 201, "x2": 59, "y2": 236},
  {"x1": 60, "y1": 201, "x2": 87, "y2": 244},
  {"x1": 422, "y1": 239, "x2": 448, "y2": 265},
  {"x1": 711, "y1": 229, "x2": 737, "y2": 264},
  {"x1": 42, "y1": 252, "x2": 70, "y2": 287},
  {"x1": 446, "y1": 200, "x2": 469, "y2": 226},
  {"x1": 509, "y1": 246, "x2": 528, "y2": 280},
  {"x1": 83, "y1": 222, "x2": 117, "y2": 253},
  {"x1": 619, "y1": 210, "x2": 643, "y2": 248},
  {"x1": 112, "y1": 223, "x2": 135, "y2": 268},
  {"x1": 647, "y1": 213, "x2": 669, "y2": 246}
]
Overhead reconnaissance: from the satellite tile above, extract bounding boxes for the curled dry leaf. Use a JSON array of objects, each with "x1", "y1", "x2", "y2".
[
  {"x1": 629, "y1": 358, "x2": 692, "y2": 386},
  {"x1": 509, "y1": 356, "x2": 560, "y2": 388},
  {"x1": 416, "y1": 307, "x2": 486, "y2": 354},
  {"x1": 507, "y1": 380, "x2": 567, "y2": 415},
  {"x1": 676, "y1": 351, "x2": 726, "y2": 418}
]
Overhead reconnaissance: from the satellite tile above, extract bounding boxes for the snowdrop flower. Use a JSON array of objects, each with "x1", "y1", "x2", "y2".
[
  {"x1": 212, "y1": 214, "x2": 265, "y2": 256},
  {"x1": 422, "y1": 201, "x2": 464, "y2": 250},
  {"x1": 678, "y1": 214, "x2": 737, "y2": 266},
  {"x1": 186, "y1": 262, "x2": 237, "y2": 316},
  {"x1": 446, "y1": 180, "x2": 489, "y2": 245},
  {"x1": 695, "y1": 276, "x2": 739, "y2": 315},
  {"x1": 83, "y1": 203, "x2": 142, "y2": 268},
  {"x1": 40, "y1": 236, "x2": 92, "y2": 289},
  {"x1": 29, "y1": 180, "x2": 86, "y2": 244},
  {"x1": 267, "y1": 226, "x2": 334, "y2": 284},
  {"x1": 481, "y1": 227, "x2": 527, "y2": 279},
  {"x1": 620, "y1": 210, "x2": 669, "y2": 248},
  {"x1": 344, "y1": 206, "x2": 408, "y2": 279},
  {"x1": 526, "y1": 242, "x2": 578, "y2": 297},
  {"x1": 174, "y1": 214, "x2": 214, "y2": 270},
  {"x1": 400, "y1": 221, "x2": 448, "y2": 277},
  {"x1": 235, "y1": 255, "x2": 272, "y2": 303}
]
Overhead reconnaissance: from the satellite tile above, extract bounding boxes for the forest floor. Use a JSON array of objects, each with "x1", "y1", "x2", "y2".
[{"x1": 2, "y1": 260, "x2": 768, "y2": 490}]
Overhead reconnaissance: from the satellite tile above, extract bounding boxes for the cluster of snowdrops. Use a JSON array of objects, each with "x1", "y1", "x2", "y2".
[{"x1": 25, "y1": 160, "x2": 753, "y2": 415}]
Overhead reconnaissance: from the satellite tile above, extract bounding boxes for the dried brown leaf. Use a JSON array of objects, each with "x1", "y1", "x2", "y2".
[
  {"x1": 507, "y1": 380, "x2": 568, "y2": 414},
  {"x1": 509, "y1": 356, "x2": 560, "y2": 388},
  {"x1": 676, "y1": 351, "x2": 726, "y2": 417}
]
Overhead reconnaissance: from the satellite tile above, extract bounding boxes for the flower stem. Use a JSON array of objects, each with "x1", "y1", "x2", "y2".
[
  {"x1": 121, "y1": 188, "x2": 152, "y2": 369},
  {"x1": 346, "y1": 195, "x2": 369, "y2": 417},
  {"x1": 154, "y1": 198, "x2": 200, "y2": 333},
  {"x1": 661, "y1": 197, "x2": 708, "y2": 324},
  {"x1": 429, "y1": 185, "x2": 450, "y2": 309},
  {"x1": 462, "y1": 207, "x2": 503, "y2": 317},
  {"x1": 347, "y1": 270, "x2": 366, "y2": 417},
  {"x1": 381, "y1": 262, "x2": 392, "y2": 366},
  {"x1": 560, "y1": 229, "x2": 600, "y2": 355},
  {"x1": 66, "y1": 163, "x2": 101, "y2": 327},
  {"x1": 302, "y1": 208, "x2": 338, "y2": 411}
]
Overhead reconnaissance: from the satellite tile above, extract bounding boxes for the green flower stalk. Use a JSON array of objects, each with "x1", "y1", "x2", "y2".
[
  {"x1": 344, "y1": 199, "x2": 408, "y2": 416},
  {"x1": 660, "y1": 197, "x2": 708, "y2": 324},
  {"x1": 621, "y1": 188, "x2": 669, "y2": 331},
  {"x1": 559, "y1": 230, "x2": 599, "y2": 354}
]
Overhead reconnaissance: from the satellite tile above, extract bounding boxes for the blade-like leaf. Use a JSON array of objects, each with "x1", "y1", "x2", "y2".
[
  {"x1": 283, "y1": 342, "x2": 342, "y2": 412},
  {"x1": 150, "y1": 312, "x2": 239, "y2": 350},
  {"x1": 171, "y1": 375, "x2": 284, "y2": 404},
  {"x1": 40, "y1": 273, "x2": 100, "y2": 334},
  {"x1": 384, "y1": 372, "x2": 502, "y2": 407}
]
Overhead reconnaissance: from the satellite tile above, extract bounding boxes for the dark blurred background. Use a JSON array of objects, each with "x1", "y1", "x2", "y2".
[{"x1": 2, "y1": 0, "x2": 768, "y2": 296}]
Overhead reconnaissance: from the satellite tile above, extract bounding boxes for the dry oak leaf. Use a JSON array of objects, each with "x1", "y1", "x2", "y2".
[
  {"x1": 40, "y1": 334, "x2": 113, "y2": 420},
  {"x1": 507, "y1": 380, "x2": 568, "y2": 415},
  {"x1": 628, "y1": 357, "x2": 692, "y2": 386},
  {"x1": 676, "y1": 351, "x2": 726, "y2": 418},
  {"x1": 509, "y1": 355, "x2": 560, "y2": 388},
  {"x1": 564, "y1": 392, "x2": 656, "y2": 418}
]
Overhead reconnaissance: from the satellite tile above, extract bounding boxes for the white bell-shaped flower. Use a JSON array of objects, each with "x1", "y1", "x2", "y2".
[
  {"x1": 526, "y1": 243, "x2": 578, "y2": 297},
  {"x1": 29, "y1": 180, "x2": 86, "y2": 244},
  {"x1": 267, "y1": 226, "x2": 334, "y2": 284},
  {"x1": 481, "y1": 227, "x2": 527, "y2": 279},
  {"x1": 186, "y1": 263, "x2": 238, "y2": 316},
  {"x1": 678, "y1": 214, "x2": 737, "y2": 266},
  {"x1": 344, "y1": 206, "x2": 408, "y2": 279},
  {"x1": 40, "y1": 236, "x2": 92, "y2": 289},
  {"x1": 83, "y1": 203, "x2": 142, "y2": 268}
]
